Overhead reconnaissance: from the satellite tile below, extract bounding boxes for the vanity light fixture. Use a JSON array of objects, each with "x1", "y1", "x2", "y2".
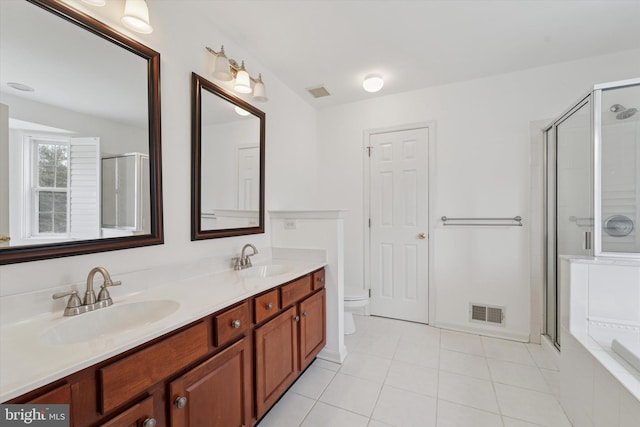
[
  {"x1": 211, "y1": 46, "x2": 233, "y2": 81},
  {"x1": 252, "y1": 74, "x2": 268, "y2": 102},
  {"x1": 363, "y1": 74, "x2": 384, "y2": 93},
  {"x1": 206, "y1": 45, "x2": 268, "y2": 102},
  {"x1": 234, "y1": 61, "x2": 252, "y2": 94},
  {"x1": 121, "y1": 0, "x2": 153, "y2": 34}
]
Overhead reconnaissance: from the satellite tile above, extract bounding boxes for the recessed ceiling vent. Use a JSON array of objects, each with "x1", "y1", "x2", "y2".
[
  {"x1": 470, "y1": 303, "x2": 505, "y2": 326},
  {"x1": 307, "y1": 85, "x2": 331, "y2": 98}
]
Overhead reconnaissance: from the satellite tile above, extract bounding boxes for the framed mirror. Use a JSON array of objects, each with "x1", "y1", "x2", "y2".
[
  {"x1": 191, "y1": 73, "x2": 265, "y2": 240},
  {"x1": 0, "y1": 0, "x2": 163, "y2": 264}
]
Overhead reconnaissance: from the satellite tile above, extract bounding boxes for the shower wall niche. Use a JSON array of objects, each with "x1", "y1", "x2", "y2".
[{"x1": 544, "y1": 78, "x2": 640, "y2": 349}]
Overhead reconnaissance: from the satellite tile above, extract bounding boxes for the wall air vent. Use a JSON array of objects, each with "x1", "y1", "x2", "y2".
[
  {"x1": 306, "y1": 85, "x2": 331, "y2": 98},
  {"x1": 470, "y1": 303, "x2": 505, "y2": 326}
]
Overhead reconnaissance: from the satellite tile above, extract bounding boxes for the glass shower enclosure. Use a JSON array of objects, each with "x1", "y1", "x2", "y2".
[{"x1": 544, "y1": 78, "x2": 640, "y2": 349}]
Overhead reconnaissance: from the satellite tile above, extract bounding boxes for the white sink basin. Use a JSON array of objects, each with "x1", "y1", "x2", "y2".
[
  {"x1": 239, "y1": 264, "x2": 292, "y2": 279},
  {"x1": 41, "y1": 300, "x2": 180, "y2": 345}
]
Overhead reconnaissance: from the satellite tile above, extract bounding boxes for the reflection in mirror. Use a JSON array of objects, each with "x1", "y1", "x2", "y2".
[
  {"x1": 191, "y1": 73, "x2": 265, "y2": 240},
  {"x1": 0, "y1": 0, "x2": 163, "y2": 264},
  {"x1": 600, "y1": 83, "x2": 640, "y2": 254}
]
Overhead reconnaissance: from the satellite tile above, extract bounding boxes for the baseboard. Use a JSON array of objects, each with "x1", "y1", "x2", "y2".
[
  {"x1": 435, "y1": 321, "x2": 530, "y2": 342},
  {"x1": 317, "y1": 345, "x2": 347, "y2": 364}
]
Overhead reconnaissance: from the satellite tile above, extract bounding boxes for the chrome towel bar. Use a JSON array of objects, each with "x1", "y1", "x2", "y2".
[{"x1": 441, "y1": 216, "x2": 523, "y2": 226}]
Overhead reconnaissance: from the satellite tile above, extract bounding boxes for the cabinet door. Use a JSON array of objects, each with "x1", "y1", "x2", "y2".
[
  {"x1": 254, "y1": 306, "x2": 299, "y2": 418},
  {"x1": 99, "y1": 396, "x2": 155, "y2": 427},
  {"x1": 170, "y1": 338, "x2": 252, "y2": 427},
  {"x1": 299, "y1": 289, "x2": 326, "y2": 369}
]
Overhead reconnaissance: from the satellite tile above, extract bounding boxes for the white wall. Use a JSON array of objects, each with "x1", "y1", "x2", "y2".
[
  {"x1": 0, "y1": 1, "x2": 319, "y2": 297},
  {"x1": 318, "y1": 48, "x2": 640, "y2": 340}
]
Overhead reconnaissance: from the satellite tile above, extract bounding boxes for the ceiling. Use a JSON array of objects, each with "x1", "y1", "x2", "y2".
[
  {"x1": 0, "y1": 0, "x2": 148, "y2": 128},
  {"x1": 190, "y1": 0, "x2": 640, "y2": 108}
]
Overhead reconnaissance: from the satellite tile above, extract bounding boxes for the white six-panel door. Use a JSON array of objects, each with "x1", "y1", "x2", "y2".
[{"x1": 368, "y1": 127, "x2": 429, "y2": 323}]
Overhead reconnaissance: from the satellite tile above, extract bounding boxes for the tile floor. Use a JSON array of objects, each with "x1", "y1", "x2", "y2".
[{"x1": 256, "y1": 314, "x2": 571, "y2": 427}]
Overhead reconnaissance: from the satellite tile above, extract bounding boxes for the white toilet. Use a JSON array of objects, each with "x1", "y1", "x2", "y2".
[{"x1": 344, "y1": 289, "x2": 370, "y2": 335}]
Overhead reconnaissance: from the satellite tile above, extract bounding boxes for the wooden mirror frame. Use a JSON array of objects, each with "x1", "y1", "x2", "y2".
[
  {"x1": 0, "y1": 0, "x2": 163, "y2": 264},
  {"x1": 191, "y1": 73, "x2": 265, "y2": 240}
]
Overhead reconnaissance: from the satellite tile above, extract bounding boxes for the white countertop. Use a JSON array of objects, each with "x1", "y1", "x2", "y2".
[{"x1": 0, "y1": 254, "x2": 326, "y2": 402}]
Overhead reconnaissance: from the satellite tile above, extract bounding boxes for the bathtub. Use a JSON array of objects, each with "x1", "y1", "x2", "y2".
[
  {"x1": 612, "y1": 337, "x2": 640, "y2": 373},
  {"x1": 559, "y1": 257, "x2": 640, "y2": 427}
]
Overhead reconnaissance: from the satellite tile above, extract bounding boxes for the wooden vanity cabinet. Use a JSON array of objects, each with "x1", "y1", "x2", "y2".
[
  {"x1": 8, "y1": 268, "x2": 326, "y2": 427},
  {"x1": 99, "y1": 396, "x2": 156, "y2": 427},
  {"x1": 299, "y1": 288, "x2": 326, "y2": 369},
  {"x1": 254, "y1": 306, "x2": 300, "y2": 418},
  {"x1": 254, "y1": 272, "x2": 326, "y2": 418},
  {"x1": 170, "y1": 337, "x2": 252, "y2": 427}
]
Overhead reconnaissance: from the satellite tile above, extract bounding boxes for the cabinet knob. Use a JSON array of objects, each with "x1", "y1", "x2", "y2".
[
  {"x1": 294, "y1": 315, "x2": 300, "y2": 322},
  {"x1": 317, "y1": 277, "x2": 325, "y2": 283},
  {"x1": 231, "y1": 319, "x2": 241, "y2": 329},
  {"x1": 302, "y1": 311, "x2": 308, "y2": 317},
  {"x1": 174, "y1": 396, "x2": 188, "y2": 409},
  {"x1": 265, "y1": 302, "x2": 273, "y2": 310},
  {"x1": 142, "y1": 418, "x2": 157, "y2": 427}
]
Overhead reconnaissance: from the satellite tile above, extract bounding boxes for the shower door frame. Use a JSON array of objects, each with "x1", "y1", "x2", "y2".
[
  {"x1": 543, "y1": 77, "x2": 640, "y2": 350},
  {"x1": 543, "y1": 92, "x2": 594, "y2": 350}
]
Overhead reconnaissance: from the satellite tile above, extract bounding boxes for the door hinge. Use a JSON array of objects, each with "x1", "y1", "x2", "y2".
[
  {"x1": 368, "y1": 289, "x2": 372, "y2": 298},
  {"x1": 366, "y1": 146, "x2": 372, "y2": 157},
  {"x1": 368, "y1": 218, "x2": 371, "y2": 228}
]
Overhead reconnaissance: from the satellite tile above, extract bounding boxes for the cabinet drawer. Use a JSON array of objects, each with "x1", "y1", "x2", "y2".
[
  {"x1": 281, "y1": 275, "x2": 312, "y2": 307},
  {"x1": 26, "y1": 383, "x2": 71, "y2": 405},
  {"x1": 99, "y1": 322, "x2": 208, "y2": 413},
  {"x1": 312, "y1": 268, "x2": 325, "y2": 290},
  {"x1": 254, "y1": 289, "x2": 280, "y2": 324},
  {"x1": 214, "y1": 301, "x2": 250, "y2": 347}
]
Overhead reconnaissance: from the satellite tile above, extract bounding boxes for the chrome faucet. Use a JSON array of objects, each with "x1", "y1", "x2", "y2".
[
  {"x1": 232, "y1": 244, "x2": 258, "y2": 270},
  {"x1": 52, "y1": 267, "x2": 122, "y2": 316}
]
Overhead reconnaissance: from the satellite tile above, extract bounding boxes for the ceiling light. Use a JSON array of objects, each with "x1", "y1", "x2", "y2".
[
  {"x1": 121, "y1": 0, "x2": 153, "y2": 34},
  {"x1": 235, "y1": 106, "x2": 251, "y2": 117},
  {"x1": 363, "y1": 74, "x2": 384, "y2": 93},
  {"x1": 81, "y1": 0, "x2": 106, "y2": 6},
  {"x1": 7, "y1": 82, "x2": 34, "y2": 92},
  {"x1": 206, "y1": 46, "x2": 268, "y2": 101}
]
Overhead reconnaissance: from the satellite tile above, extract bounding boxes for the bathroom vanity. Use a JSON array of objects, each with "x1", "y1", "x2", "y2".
[{"x1": 3, "y1": 266, "x2": 326, "y2": 427}]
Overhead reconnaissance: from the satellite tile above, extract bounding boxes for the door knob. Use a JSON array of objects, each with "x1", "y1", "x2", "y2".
[{"x1": 418, "y1": 232, "x2": 426, "y2": 239}]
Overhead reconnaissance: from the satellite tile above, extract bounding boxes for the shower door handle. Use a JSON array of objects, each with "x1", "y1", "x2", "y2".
[{"x1": 584, "y1": 231, "x2": 592, "y2": 251}]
